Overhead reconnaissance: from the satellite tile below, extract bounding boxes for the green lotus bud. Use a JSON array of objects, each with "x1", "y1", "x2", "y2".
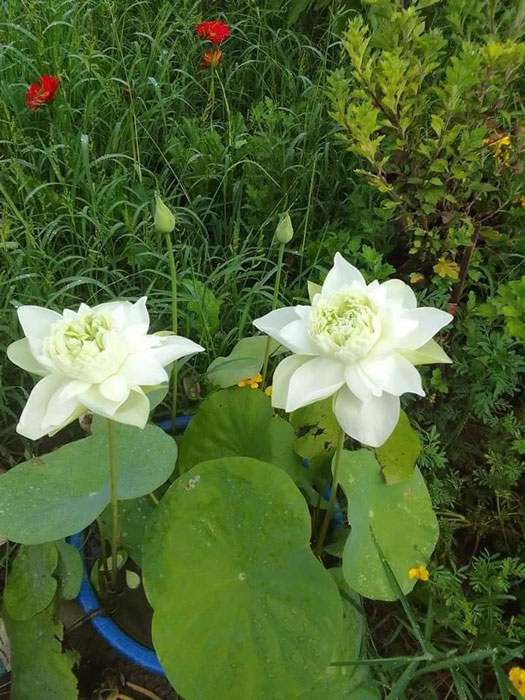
[
  {"x1": 154, "y1": 194, "x2": 175, "y2": 234},
  {"x1": 275, "y1": 212, "x2": 293, "y2": 244}
]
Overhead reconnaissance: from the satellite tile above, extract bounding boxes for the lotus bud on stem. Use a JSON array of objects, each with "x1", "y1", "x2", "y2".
[{"x1": 154, "y1": 194, "x2": 178, "y2": 434}]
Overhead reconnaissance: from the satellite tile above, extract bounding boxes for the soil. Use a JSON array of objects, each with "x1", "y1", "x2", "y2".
[
  {"x1": 0, "y1": 599, "x2": 179, "y2": 700},
  {"x1": 63, "y1": 599, "x2": 180, "y2": 700}
]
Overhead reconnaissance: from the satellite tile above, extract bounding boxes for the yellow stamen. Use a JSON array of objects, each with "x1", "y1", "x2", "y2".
[
  {"x1": 238, "y1": 374, "x2": 262, "y2": 389},
  {"x1": 408, "y1": 565, "x2": 429, "y2": 581},
  {"x1": 265, "y1": 386, "x2": 273, "y2": 397}
]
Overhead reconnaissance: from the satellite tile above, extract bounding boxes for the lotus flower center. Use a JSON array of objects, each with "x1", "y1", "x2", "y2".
[
  {"x1": 308, "y1": 288, "x2": 380, "y2": 360},
  {"x1": 43, "y1": 312, "x2": 126, "y2": 381}
]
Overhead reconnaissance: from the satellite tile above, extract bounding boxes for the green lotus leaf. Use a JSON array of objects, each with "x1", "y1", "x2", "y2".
[
  {"x1": 99, "y1": 495, "x2": 155, "y2": 565},
  {"x1": 291, "y1": 398, "x2": 341, "y2": 479},
  {"x1": 177, "y1": 387, "x2": 306, "y2": 486},
  {"x1": 207, "y1": 336, "x2": 280, "y2": 388},
  {"x1": 340, "y1": 449, "x2": 438, "y2": 601},
  {"x1": 0, "y1": 422, "x2": 176, "y2": 544},
  {"x1": 143, "y1": 456, "x2": 342, "y2": 700},
  {"x1": 297, "y1": 568, "x2": 375, "y2": 700},
  {"x1": 4, "y1": 543, "x2": 58, "y2": 620},
  {"x1": 55, "y1": 540, "x2": 83, "y2": 600},
  {"x1": 375, "y1": 411, "x2": 421, "y2": 485}
]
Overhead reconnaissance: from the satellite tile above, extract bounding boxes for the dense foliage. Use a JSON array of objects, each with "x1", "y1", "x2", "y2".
[{"x1": 0, "y1": 0, "x2": 524, "y2": 698}]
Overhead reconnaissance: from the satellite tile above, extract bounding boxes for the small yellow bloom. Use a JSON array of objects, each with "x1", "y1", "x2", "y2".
[
  {"x1": 484, "y1": 133, "x2": 513, "y2": 168},
  {"x1": 409, "y1": 273, "x2": 425, "y2": 284},
  {"x1": 238, "y1": 373, "x2": 263, "y2": 390},
  {"x1": 408, "y1": 565, "x2": 429, "y2": 581},
  {"x1": 509, "y1": 666, "x2": 525, "y2": 697},
  {"x1": 494, "y1": 135, "x2": 511, "y2": 148},
  {"x1": 264, "y1": 386, "x2": 273, "y2": 397},
  {"x1": 484, "y1": 134, "x2": 511, "y2": 148}
]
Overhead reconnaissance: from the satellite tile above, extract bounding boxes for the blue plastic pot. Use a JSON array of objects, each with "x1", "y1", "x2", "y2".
[
  {"x1": 68, "y1": 413, "x2": 343, "y2": 674},
  {"x1": 68, "y1": 530, "x2": 164, "y2": 674}
]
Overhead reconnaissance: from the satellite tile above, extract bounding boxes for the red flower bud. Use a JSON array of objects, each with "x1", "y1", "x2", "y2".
[
  {"x1": 195, "y1": 20, "x2": 230, "y2": 45},
  {"x1": 25, "y1": 74, "x2": 60, "y2": 110}
]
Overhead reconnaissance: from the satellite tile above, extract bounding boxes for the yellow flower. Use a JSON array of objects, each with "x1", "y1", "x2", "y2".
[
  {"x1": 494, "y1": 135, "x2": 511, "y2": 147},
  {"x1": 237, "y1": 373, "x2": 263, "y2": 390},
  {"x1": 409, "y1": 273, "x2": 425, "y2": 284},
  {"x1": 484, "y1": 133, "x2": 513, "y2": 168},
  {"x1": 408, "y1": 565, "x2": 429, "y2": 581},
  {"x1": 509, "y1": 666, "x2": 525, "y2": 697},
  {"x1": 264, "y1": 386, "x2": 273, "y2": 397}
]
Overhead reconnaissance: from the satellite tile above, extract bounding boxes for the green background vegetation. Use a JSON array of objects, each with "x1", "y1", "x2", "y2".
[{"x1": 1, "y1": 0, "x2": 524, "y2": 697}]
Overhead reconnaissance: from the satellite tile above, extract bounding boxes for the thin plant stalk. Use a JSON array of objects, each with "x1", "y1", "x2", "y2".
[
  {"x1": 209, "y1": 66, "x2": 216, "y2": 129},
  {"x1": 95, "y1": 517, "x2": 109, "y2": 597},
  {"x1": 107, "y1": 419, "x2": 119, "y2": 589},
  {"x1": 314, "y1": 426, "x2": 345, "y2": 557},
  {"x1": 261, "y1": 241, "x2": 285, "y2": 385},
  {"x1": 217, "y1": 73, "x2": 233, "y2": 146},
  {"x1": 165, "y1": 232, "x2": 178, "y2": 433}
]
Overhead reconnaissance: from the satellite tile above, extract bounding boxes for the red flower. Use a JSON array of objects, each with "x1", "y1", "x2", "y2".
[
  {"x1": 195, "y1": 20, "x2": 230, "y2": 45},
  {"x1": 25, "y1": 75, "x2": 60, "y2": 110},
  {"x1": 199, "y1": 49, "x2": 223, "y2": 70}
]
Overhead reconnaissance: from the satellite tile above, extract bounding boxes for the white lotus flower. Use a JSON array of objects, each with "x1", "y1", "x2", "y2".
[
  {"x1": 253, "y1": 253, "x2": 453, "y2": 447},
  {"x1": 7, "y1": 297, "x2": 204, "y2": 440}
]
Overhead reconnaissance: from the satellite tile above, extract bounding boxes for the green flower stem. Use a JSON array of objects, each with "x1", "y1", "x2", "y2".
[
  {"x1": 165, "y1": 232, "x2": 178, "y2": 434},
  {"x1": 314, "y1": 426, "x2": 345, "y2": 557},
  {"x1": 209, "y1": 66, "x2": 216, "y2": 129},
  {"x1": 217, "y1": 73, "x2": 233, "y2": 147},
  {"x1": 95, "y1": 517, "x2": 109, "y2": 597},
  {"x1": 261, "y1": 241, "x2": 285, "y2": 385},
  {"x1": 107, "y1": 419, "x2": 119, "y2": 589}
]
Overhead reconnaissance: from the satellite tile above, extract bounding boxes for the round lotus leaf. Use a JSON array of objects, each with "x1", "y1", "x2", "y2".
[
  {"x1": 0, "y1": 422, "x2": 176, "y2": 544},
  {"x1": 340, "y1": 449, "x2": 438, "y2": 601},
  {"x1": 177, "y1": 387, "x2": 305, "y2": 486},
  {"x1": 297, "y1": 569, "x2": 381, "y2": 699},
  {"x1": 143, "y1": 457, "x2": 342, "y2": 700}
]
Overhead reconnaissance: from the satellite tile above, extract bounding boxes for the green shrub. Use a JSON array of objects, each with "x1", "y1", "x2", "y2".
[{"x1": 328, "y1": 0, "x2": 525, "y2": 295}]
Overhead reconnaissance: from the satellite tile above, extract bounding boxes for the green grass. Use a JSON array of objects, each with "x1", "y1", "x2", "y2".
[
  {"x1": 0, "y1": 0, "x2": 379, "y2": 439},
  {"x1": 1, "y1": 1, "x2": 524, "y2": 698}
]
